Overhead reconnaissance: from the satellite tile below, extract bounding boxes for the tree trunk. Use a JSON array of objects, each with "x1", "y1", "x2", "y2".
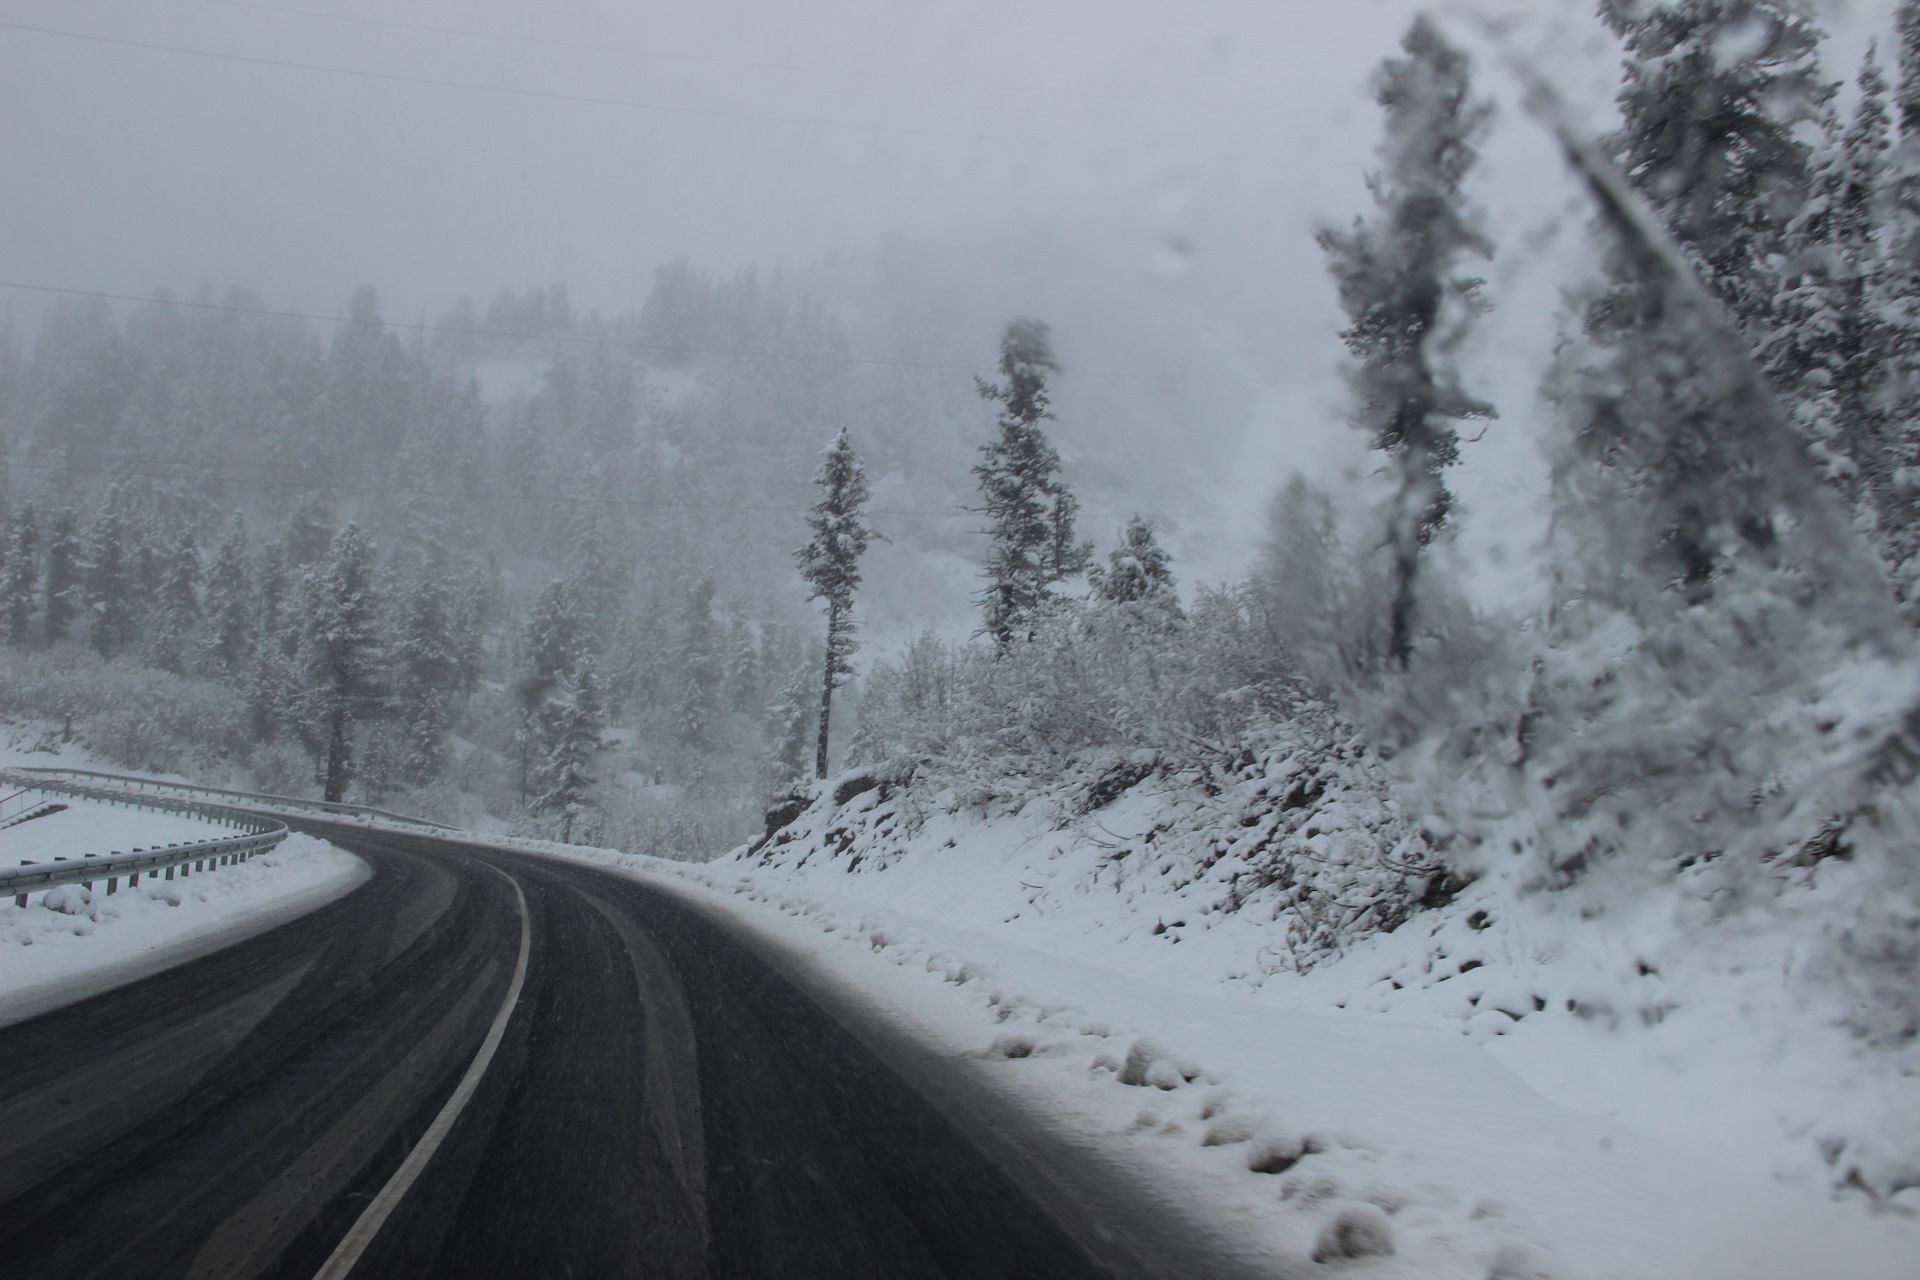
[
  {"x1": 323, "y1": 708, "x2": 351, "y2": 803},
  {"x1": 815, "y1": 603, "x2": 840, "y2": 780}
]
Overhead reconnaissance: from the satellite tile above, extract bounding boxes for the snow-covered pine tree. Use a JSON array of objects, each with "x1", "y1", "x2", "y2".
[
  {"x1": 83, "y1": 505, "x2": 138, "y2": 659},
  {"x1": 674, "y1": 576, "x2": 722, "y2": 752},
  {"x1": 523, "y1": 577, "x2": 590, "y2": 684},
  {"x1": 795, "y1": 428, "x2": 878, "y2": 778},
  {"x1": 449, "y1": 562, "x2": 492, "y2": 696},
  {"x1": 972, "y1": 319, "x2": 1091, "y2": 648},
  {"x1": 1764, "y1": 43, "x2": 1891, "y2": 521},
  {"x1": 1900, "y1": 0, "x2": 1920, "y2": 136},
  {"x1": 1876, "y1": 1, "x2": 1920, "y2": 596},
  {"x1": 1317, "y1": 15, "x2": 1495, "y2": 668},
  {"x1": 765, "y1": 665, "x2": 816, "y2": 791},
  {"x1": 201, "y1": 513, "x2": 253, "y2": 679},
  {"x1": 722, "y1": 615, "x2": 761, "y2": 714},
  {"x1": 40, "y1": 509, "x2": 79, "y2": 645},
  {"x1": 131, "y1": 522, "x2": 164, "y2": 625},
  {"x1": 392, "y1": 572, "x2": 458, "y2": 785},
  {"x1": 293, "y1": 524, "x2": 387, "y2": 802},
  {"x1": 284, "y1": 492, "x2": 334, "y2": 570},
  {"x1": 1437, "y1": 23, "x2": 1907, "y2": 892},
  {"x1": 145, "y1": 527, "x2": 201, "y2": 675},
  {"x1": 1, "y1": 505, "x2": 36, "y2": 645},
  {"x1": 1090, "y1": 515, "x2": 1181, "y2": 615},
  {"x1": 533, "y1": 659, "x2": 608, "y2": 843},
  {"x1": 245, "y1": 539, "x2": 294, "y2": 743},
  {"x1": 1598, "y1": 0, "x2": 1832, "y2": 343}
]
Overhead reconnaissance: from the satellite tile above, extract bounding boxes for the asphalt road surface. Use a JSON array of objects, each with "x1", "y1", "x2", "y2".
[{"x1": 0, "y1": 821, "x2": 1126, "y2": 1280}]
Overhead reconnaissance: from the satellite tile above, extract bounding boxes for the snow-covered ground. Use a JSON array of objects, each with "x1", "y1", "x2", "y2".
[
  {"x1": 1, "y1": 792, "x2": 248, "y2": 865},
  {"x1": 0, "y1": 789, "x2": 369, "y2": 1027},
  {"x1": 491, "y1": 833, "x2": 1913, "y2": 1280}
]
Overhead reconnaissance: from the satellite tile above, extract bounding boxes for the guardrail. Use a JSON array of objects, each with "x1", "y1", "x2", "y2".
[
  {"x1": 6, "y1": 767, "x2": 453, "y2": 831},
  {"x1": 0, "y1": 771, "x2": 291, "y2": 908}
]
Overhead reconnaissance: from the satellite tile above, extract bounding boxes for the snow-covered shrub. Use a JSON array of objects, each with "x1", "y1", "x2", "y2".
[
  {"x1": 0, "y1": 646, "x2": 251, "y2": 772},
  {"x1": 853, "y1": 584, "x2": 1307, "y2": 778}
]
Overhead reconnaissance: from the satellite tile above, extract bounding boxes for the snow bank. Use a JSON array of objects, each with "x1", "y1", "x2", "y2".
[
  {"x1": 489, "y1": 720, "x2": 1910, "y2": 1277},
  {"x1": 493, "y1": 835, "x2": 1918, "y2": 1279},
  {"x1": 0, "y1": 798, "x2": 368, "y2": 1026},
  {"x1": 1, "y1": 793, "x2": 247, "y2": 864}
]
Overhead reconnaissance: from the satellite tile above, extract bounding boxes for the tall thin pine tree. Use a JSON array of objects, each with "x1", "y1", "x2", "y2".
[
  {"x1": 1317, "y1": 16, "x2": 1495, "y2": 667},
  {"x1": 795, "y1": 428, "x2": 877, "y2": 779}
]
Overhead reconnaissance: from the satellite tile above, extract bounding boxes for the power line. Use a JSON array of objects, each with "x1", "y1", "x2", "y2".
[
  {"x1": 0, "y1": 280, "x2": 1199, "y2": 385},
  {"x1": 0, "y1": 280, "x2": 973, "y2": 374},
  {"x1": 0, "y1": 19, "x2": 1044, "y2": 150},
  {"x1": 194, "y1": 0, "x2": 1029, "y2": 97},
  {"x1": 0, "y1": 456, "x2": 973, "y2": 521}
]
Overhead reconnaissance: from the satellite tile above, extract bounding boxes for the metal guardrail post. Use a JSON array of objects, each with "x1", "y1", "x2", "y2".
[{"x1": 0, "y1": 771, "x2": 292, "y2": 906}]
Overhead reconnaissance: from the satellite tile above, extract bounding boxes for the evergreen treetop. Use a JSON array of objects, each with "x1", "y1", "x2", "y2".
[{"x1": 973, "y1": 319, "x2": 1091, "y2": 648}]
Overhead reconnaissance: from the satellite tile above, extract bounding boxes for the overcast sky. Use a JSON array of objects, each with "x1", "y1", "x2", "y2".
[{"x1": 0, "y1": 0, "x2": 1902, "y2": 594}]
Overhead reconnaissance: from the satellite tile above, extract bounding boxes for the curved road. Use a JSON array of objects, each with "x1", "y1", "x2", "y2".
[{"x1": 0, "y1": 821, "x2": 1127, "y2": 1280}]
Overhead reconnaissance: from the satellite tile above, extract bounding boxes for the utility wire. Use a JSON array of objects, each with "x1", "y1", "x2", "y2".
[
  {"x1": 0, "y1": 19, "x2": 1047, "y2": 150},
  {"x1": 194, "y1": 0, "x2": 1032, "y2": 97},
  {"x1": 0, "y1": 281, "x2": 1197, "y2": 383},
  {"x1": 0, "y1": 457, "x2": 973, "y2": 520},
  {"x1": 0, "y1": 280, "x2": 973, "y2": 374}
]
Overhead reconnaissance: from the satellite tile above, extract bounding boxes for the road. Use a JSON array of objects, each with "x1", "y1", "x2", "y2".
[{"x1": 0, "y1": 821, "x2": 1123, "y2": 1280}]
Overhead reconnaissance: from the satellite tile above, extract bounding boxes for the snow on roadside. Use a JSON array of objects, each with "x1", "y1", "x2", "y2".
[
  {"x1": 0, "y1": 796, "x2": 369, "y2": 1027},
  {"x1": 1, "y1": 793, "x2": 246, "y2": 864},
  {"x1": 471, "y1": 827, "x2": 1917, "y2": 1280}
]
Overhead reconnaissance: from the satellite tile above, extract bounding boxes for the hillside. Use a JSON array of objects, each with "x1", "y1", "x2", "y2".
[{"x1": 742, "y1": 732, "x2": 1920, "y2": 1214}]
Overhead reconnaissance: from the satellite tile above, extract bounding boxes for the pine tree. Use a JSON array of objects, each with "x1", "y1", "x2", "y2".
[
  {"x1": 1090, "y1": 515, "x2": 1181, "y2": 614},
  {"x1": 723, "y1": 616, "x2": 761, "y2": 714},
  {"x1": 201, "y1": 513, "x2": 253, "y2": 679},
  {"x1": 450, "y1": 562, "x2": 492, "y2": 695},
  {"x1": 132, "y1": 525, "x2": 165, "y2": 624},
  {"x1": 146, "y1": 527, "x2": 201, "y2": 675},
  {"x1": 523, "y1": 578, "x2": 590, "y2": 684},
  {"x1": 284, "y1": 492, "x2": 334, "y2": 569},
  {"x1": 83, "y1": 506, "x2": 138, "y2": 659},
  {"x1": 674, "y1": 577, "x2": 721, "y2": 751},
  {"x1": 533, "y1": 660, "x2": 608, "y2": 843},
  {"x1": 1901, "y1": 0, "x2": 1920, "y2": 136},
  {"x1": 41, "y1": 509, "x2": 80, "y2": 644},
  {"x1": 1878, "y1": 1, "x2": 1920, "y2": 594},
  {"x1": 1598, "y1": 0, "x2": 1833, "y2": 339},
  {"x1": 1317, "y1": 15, "x2": 1495, "y2": 668},
  {"x1": 765, "y1": 665, "x2": 816, "y2": 791},
  {"x1": 245, "y1": 541, "x2": 294, "y2": 743},
  {"x1": 392, "y1": 572, "x2": 458, "y2": 785},
  {"x1": 973, "y1": 318, "x2": 1090, "y2": 647},
  {"x1": 294, "y1": 524, "x2": 387, "y2": 802},
  {"x1": 1, "y1": 505, "x2": 36, "y2": 645},
  {"x1": 796, "y1": 428, "x2": 878, "y2": 778},
  {"x1": 1766, "y1": 45, "x2": 1897, "y2": 530}
]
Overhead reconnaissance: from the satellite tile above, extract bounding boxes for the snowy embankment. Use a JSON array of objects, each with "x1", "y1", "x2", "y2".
[
  {"x1": 0, "y1": 786, "x2": 368, "y2": 1027},
  {"x1": 486, "y1": 831, "x2": 1918, "y2": 1279},
  {"x1": 558, "y1": 736, "x2": 1919, "y2": 1280}
]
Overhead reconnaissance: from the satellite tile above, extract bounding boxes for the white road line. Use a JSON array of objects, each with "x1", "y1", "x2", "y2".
[{"x1": 310, "y1": 865, "x2": 530, "y2": 1280}]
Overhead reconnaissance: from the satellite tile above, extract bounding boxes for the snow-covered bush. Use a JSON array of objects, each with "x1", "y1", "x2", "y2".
[
  {"x1": 852, "y1": 584, "x2": 1306, "y2": 779},
  {"x1": 0, "y1": 646, "x2": 251, "y2": 772}
]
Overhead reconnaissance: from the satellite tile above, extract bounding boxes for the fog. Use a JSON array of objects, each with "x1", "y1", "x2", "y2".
[{"x1": 0, "y1": 1, "x2": 1594, "y2": 575}]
